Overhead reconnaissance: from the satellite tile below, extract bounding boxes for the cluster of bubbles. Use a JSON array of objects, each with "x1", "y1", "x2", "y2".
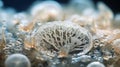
[{"x1": 0, "y1": 0, "x2": 120, "y2": 67}]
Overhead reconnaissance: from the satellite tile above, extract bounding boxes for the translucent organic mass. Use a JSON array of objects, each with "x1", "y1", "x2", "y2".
[{"x1": 5, "y1": 54, "x2": 31, "y2": 67}]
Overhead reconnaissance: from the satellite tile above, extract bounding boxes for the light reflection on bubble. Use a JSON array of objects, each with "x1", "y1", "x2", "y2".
[
  {"x1": 87, "y1": 62, "x2": 105, "y2": 67},
  {"x1": 5, "y1": 54, "x2": 31, "y2": 67}
]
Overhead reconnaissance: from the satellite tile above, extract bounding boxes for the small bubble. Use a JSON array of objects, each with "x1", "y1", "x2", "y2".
[
  {"x1": 87, "y1": 62, "x2": 105, "y2": 67},
  {"x1": 5, "y1": 54, "x2": 31, "y2": 67}
]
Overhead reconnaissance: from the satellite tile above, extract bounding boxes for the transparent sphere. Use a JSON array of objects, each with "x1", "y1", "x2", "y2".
[
  {"x1": 5, "y1": 54, "x2": 31, "y2": 67},
  {"x1": 30, "y1": 1, "x2": 62, "y2": 22},
  {"x1": 87, "y1": 62, "x2": 105, "y2": 67}
]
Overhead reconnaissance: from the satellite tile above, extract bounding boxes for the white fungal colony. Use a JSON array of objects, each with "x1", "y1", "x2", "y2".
[{"x1": 33, "y1": 21, "x2": 92, "y2": 59}]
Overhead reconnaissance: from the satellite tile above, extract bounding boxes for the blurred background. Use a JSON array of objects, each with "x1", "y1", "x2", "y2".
[{"x1": 1, "y1": 0, "x2": 120, "y2": 14}]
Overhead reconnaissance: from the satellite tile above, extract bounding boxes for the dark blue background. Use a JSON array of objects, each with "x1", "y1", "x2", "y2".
[{"x1": 1, "y1": 0, "x2": 120, "y2": 14}]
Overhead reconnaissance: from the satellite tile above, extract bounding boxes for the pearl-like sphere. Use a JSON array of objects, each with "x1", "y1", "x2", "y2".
[
  {"x1": 5, "y1": 54, "x2": 31, "y2": 67},
  {"x1": 87, "y1": 62, "x2": 105, "y2": 67}
]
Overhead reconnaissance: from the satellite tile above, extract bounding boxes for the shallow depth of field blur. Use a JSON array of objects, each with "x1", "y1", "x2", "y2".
[{"x1": 0, "y1": 0, "x2": 120, "y2": 67}]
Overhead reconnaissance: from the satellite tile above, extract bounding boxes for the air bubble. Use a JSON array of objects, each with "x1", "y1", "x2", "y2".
[
  {"x1": 87, "y1": 62, "x2": 105, "y2": 67},
  {"x1": 5, "y1": 54, "x2": 31, "y2": 67}
]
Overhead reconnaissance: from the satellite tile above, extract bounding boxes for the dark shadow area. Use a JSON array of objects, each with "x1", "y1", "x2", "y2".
[{"x1": 2, "y1": 0, "x2": 120, "y2": 13}]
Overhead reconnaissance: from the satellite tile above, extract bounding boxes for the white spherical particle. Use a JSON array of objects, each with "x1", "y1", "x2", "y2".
[
  {"x1": 5, "y1": 54, "x2": 31, "y2": 67},
  {"x1": 87, "y1": 62, "x2": 105, "y2": 67}
]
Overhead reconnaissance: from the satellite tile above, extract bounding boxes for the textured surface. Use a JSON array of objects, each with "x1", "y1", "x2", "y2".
[{"x1": 33, "y1": 21, "x2": 92, "y2": 59}]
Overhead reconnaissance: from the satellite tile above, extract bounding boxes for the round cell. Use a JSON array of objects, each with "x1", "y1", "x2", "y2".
[
  {"x1": 5, "y1": 54, "x2": 31, "y2": 67},
  {"x1": 87, "y1": 62, "x2": 105, "y2": 67}
]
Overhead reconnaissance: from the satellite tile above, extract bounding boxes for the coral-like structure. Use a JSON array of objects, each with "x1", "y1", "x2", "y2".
[
  {"x1": 33, "y1": 21, "x2": 92, "y2": 59},
  {"x1": 0, "y1": 0, "x2": 120, "y2": 67}
]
